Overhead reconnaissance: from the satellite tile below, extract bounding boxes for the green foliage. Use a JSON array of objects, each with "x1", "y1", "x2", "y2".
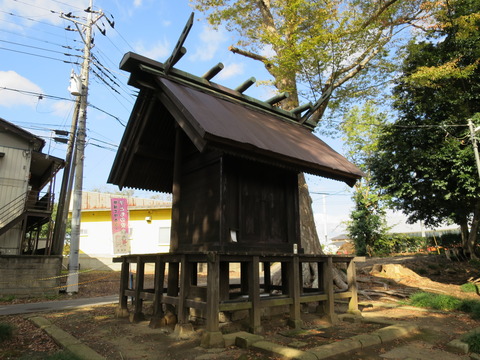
[
  {"x1": 0, "y1": 295, "x2": 16, "y2": 302},
  {"x1": 461, "y1": 283, "x2": 478, "y2": 293},
  {"x1": 408, "y1": 292, "x2": 480, "y2": 319},
  {"x1": 369, "y1": 0, "x2": 480, "y2": 256},
  {"x1": 408, "y1": 292, "x2": 462, "y2": 311},
  {"x1": 463, "y1": 332, "x2": 480, "y2": 353},
  {"x1": 191, "y1": 0, "x2": 435, "y2": 124},
  {"x1": 0, "y1": 323, "x2": 14, "y2": 343}
]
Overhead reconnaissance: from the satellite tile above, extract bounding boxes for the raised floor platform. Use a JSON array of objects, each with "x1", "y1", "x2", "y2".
[{"x1": 113, "y1": 252, "x2": 360, "y2": 347}]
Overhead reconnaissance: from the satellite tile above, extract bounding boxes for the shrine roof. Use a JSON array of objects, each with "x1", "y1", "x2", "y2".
[{"x1": 108, "y1": 52, "x2": 364, "y2": 191}]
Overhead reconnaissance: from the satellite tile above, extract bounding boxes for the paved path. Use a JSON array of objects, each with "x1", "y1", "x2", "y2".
[{"x1": 0, "y1": 295, "x2": 118, "y2": 315}]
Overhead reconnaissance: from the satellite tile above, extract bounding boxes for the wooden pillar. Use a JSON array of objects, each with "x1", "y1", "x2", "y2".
[
  {"x1": 319, "y1": 257, "x2": 337, "y2": 323},
  {"x1": 115, "y1": 257, "x2": 130, "y2": 318},
  {"x1": 248, "y1": 256, "x2": 262, "y2": 334},
  {"x1": 240, "y1": 262, "x2": 249, "y2": 295},
  {"x1": 347, "y1": 258, "x2": 360, "y2": 315},
  {"x1": 130, "y1": 256, "x2": 145, "y2": 322},
  {"x1": 288, "y1": 255, "x2": 302, "y2": 329},
  {"x1": 177, "y1": 255, "x2": 189, "y2": 324},
  {"x1": 281, "y1": 262, "x2": 288, "y2": 294},
  {"x1": 149, "y1": 257, "x2": 166, "y2": 328},
  {"x1": 201, "y1": 252, "x2": 224, "y2": 348},
  {"x1": 263, "y1": 261, "x2": 271, "y2": 294},
  {"x1": 167, "y1": 261, "x2": 180, "y2": 314},
  {"x1": 219, "y1": 261, "x2": 230, "y2": 301}
]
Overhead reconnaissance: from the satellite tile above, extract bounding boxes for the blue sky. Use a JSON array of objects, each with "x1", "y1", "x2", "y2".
[{"x1": 0, "y1": 0, "x2": 365, "y2": 241}]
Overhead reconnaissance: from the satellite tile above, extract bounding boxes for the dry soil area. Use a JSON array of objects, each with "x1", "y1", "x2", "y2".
[{"x1": 1, "y1": 254, "x2": 480, "y2": 360}]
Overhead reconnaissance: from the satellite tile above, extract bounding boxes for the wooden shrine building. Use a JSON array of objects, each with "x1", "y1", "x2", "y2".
[{"x1": 108, "y1": 14, "x2": 364, "y2": 348}]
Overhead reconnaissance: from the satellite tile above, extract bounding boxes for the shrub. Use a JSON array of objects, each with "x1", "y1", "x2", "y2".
[
  {"x1": 463, "y1": 332, "x2": 480, "y2": 353},
  {"x1": 0, "y1": 323, "x2": 14, "y2": 342}
]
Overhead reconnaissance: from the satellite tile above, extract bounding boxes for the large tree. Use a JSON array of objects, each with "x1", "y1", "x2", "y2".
[
  {"x1": 370, "y1": 0, "x2": 480, "y2": 257},
  {"x1": 192, "y1": 0, "x2": 435, "y2": 261}
]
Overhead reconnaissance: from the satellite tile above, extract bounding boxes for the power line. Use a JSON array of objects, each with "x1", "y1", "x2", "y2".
[
  {"x1": 0, "y1": 39, "x2": 84, "y2": 59},
  {"x1": 0, "y1": 45, "x2": 82, "y2": 64}
]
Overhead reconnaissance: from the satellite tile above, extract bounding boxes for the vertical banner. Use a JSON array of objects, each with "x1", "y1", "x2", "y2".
[{"x1": 111, "y1": 198, "x2": 130, "y2": 254}]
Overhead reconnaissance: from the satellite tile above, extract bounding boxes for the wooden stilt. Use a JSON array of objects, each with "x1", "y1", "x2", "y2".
[
  {"x1": 130, "y1": 256, "x2": 145, "y2": 322},
  {"x1": 149, "y1": 257, "x2": 166, "y2": 328},
  {"x1": 115, "y1": 257, "x2": 130, "y2": 318},
  {"x1": 248, "y1": 256, "x2": 262, "y2": 334}
]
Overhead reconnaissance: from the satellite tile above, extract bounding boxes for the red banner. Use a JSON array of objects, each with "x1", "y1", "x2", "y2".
[{"x1": 111, "y1": 198, "x2": 130, "y2": 254}]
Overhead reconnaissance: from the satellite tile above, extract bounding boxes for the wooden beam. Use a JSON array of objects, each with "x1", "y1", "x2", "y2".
[
  {"x1": 235, "y1": 77, "x2": 256, "y2": 93},
  {"x1": 266, "y1": 92, "x2": 289, "y2": 105},
  {"x1": 164, "y1": 12, "x2": 194, "y2": 74},
  {"x1": 202, "y1": 63, "x2": 224, "y2": 81}
]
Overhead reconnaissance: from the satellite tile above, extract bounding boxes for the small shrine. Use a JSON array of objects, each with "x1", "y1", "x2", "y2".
[{"x1": 108, "y1": 14, "x2": 363, "y2": 348}]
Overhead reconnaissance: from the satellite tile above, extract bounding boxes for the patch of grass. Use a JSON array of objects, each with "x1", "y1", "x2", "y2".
[
  {"x1": 408, "y1": 292, "x2": 461, "y2": 311},
  {"x1": 0, "y1": 295, "x2": 16, "y2": 302},
  {"x1": 463, "y1": 332, "x2": 480, "y2": 353},
  {"x1": 0, "y1": 322, "x2": 14, "y2": 342},
  {"x1": 461, "y1": 283, "x2": 478, "y2": 293},
  {"x1": 408, "y1": 292, "x2": 480, "y2": 319}
]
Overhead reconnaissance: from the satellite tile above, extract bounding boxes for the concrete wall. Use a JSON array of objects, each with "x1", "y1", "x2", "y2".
[{"x1": 0, "y1": 255, "x2": 62, "y2": 297}]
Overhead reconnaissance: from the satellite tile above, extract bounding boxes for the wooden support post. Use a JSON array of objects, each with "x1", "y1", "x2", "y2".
[
  {"x1": 219, "y1": 261, "x2": 230, "y2": 301},
  {"x1": 115, "y1": 257, "x2": 130, "y2": 318},
  {"x1": 319, "y1": 257, "x2": 337, "y2": 324},
  {"x1": 240, "y1": 262, "x2": 249, "y2": 295},
  {"x1": 191, "y1": 261, "x2": 198, "y2": 286},
  {"x1": 347, "y1": 259, "x2": 360, "y2": 315},
  {"x1": 167, "y1": 261, "x2": 180, "y2": 315},
  {"x1": 177, "y1": 255, "x2": 189, "y2": 324},
  {"x1": 174, "y1": 255, "x2": 195, "y2": 338},
  {"x1": 281, "y1": 261, "x2": 288, "y2": 295},
  {"x1": 130, "y1": 257, "x2": 145, "y2": 322},
  {"x1": 201, "y1": 252, "x2": 224, "y2": 348},
  {"x1": 248, "y1": 256, "x2": 262, "y2": 334},
  {"x1": 264, "y1": 261, "x2": 271, "y2": 293},
  {"x1": 288, "y1": 255, "x2": 302, "y2": 329},
  {"x1": 149, "y1": 258, "x2": 166, "y2": 328}
]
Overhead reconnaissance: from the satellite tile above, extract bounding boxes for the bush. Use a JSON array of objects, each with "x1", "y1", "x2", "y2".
[
  {"x1": 0, "y1": 323, "x2": 14, "y2": 342},
  {"x1": 463, "y1": 332, "x2": 480, "y2": 353}
]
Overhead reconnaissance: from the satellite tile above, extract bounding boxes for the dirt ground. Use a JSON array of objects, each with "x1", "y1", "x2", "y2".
[{"x1": 1, "y1": 253, "x2": 480, "y2": 360}]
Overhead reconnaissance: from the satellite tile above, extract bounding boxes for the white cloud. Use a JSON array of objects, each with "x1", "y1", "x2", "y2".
[
  {"x1": 133, "y1": 38, "x2": 170, "y2": 61},
  {"x1": 0, "y1": 0, "x2": 89, "y2": 27},
  {"x1": 133, "y1": 0, "x2": 142, "y2": 7},
  {"x1": 190, "y1": 26, "x2": 228, "y2": 62},
  {"x1": 0, "y1": 71, "x2": 43, "y2": 107},
  {"x1": 217, "y1": 62, "x2": 245, "y2": 80},
  {"x1": 51, "y1": 100, "x2": 74, "y2": 118},
  {"x1": 260, "y1": 44, "x2": 276, "y2": 58}
]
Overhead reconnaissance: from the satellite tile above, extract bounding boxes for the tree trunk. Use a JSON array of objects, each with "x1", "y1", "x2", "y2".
[
  {"x1": 467, "y1": 200, "x2": 480, "y2": 259},
  {"x1": 460, "y1": 220, "x2": 469, "y2": 249}
]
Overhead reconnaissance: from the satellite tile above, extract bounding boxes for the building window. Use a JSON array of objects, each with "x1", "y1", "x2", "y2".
[
  {"x1": 80, "y1": 228, "x2": 88, "y2": 236},
  {"x1": 158, "y1": 227, "x2": 170, "y2": 245}
]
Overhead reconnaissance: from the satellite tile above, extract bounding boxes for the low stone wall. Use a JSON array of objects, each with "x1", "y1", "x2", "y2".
[{"x1": 0, "y1": 255, "x2": 62, "y2": 297}]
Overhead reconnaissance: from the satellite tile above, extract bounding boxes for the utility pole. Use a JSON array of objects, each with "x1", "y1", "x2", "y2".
[
  {"x1": 63, "y1": 0, "x2": 105, "y2": 293},
  {"x1": 468, "y1": 119, "x2": 480, "y2": 181}
]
